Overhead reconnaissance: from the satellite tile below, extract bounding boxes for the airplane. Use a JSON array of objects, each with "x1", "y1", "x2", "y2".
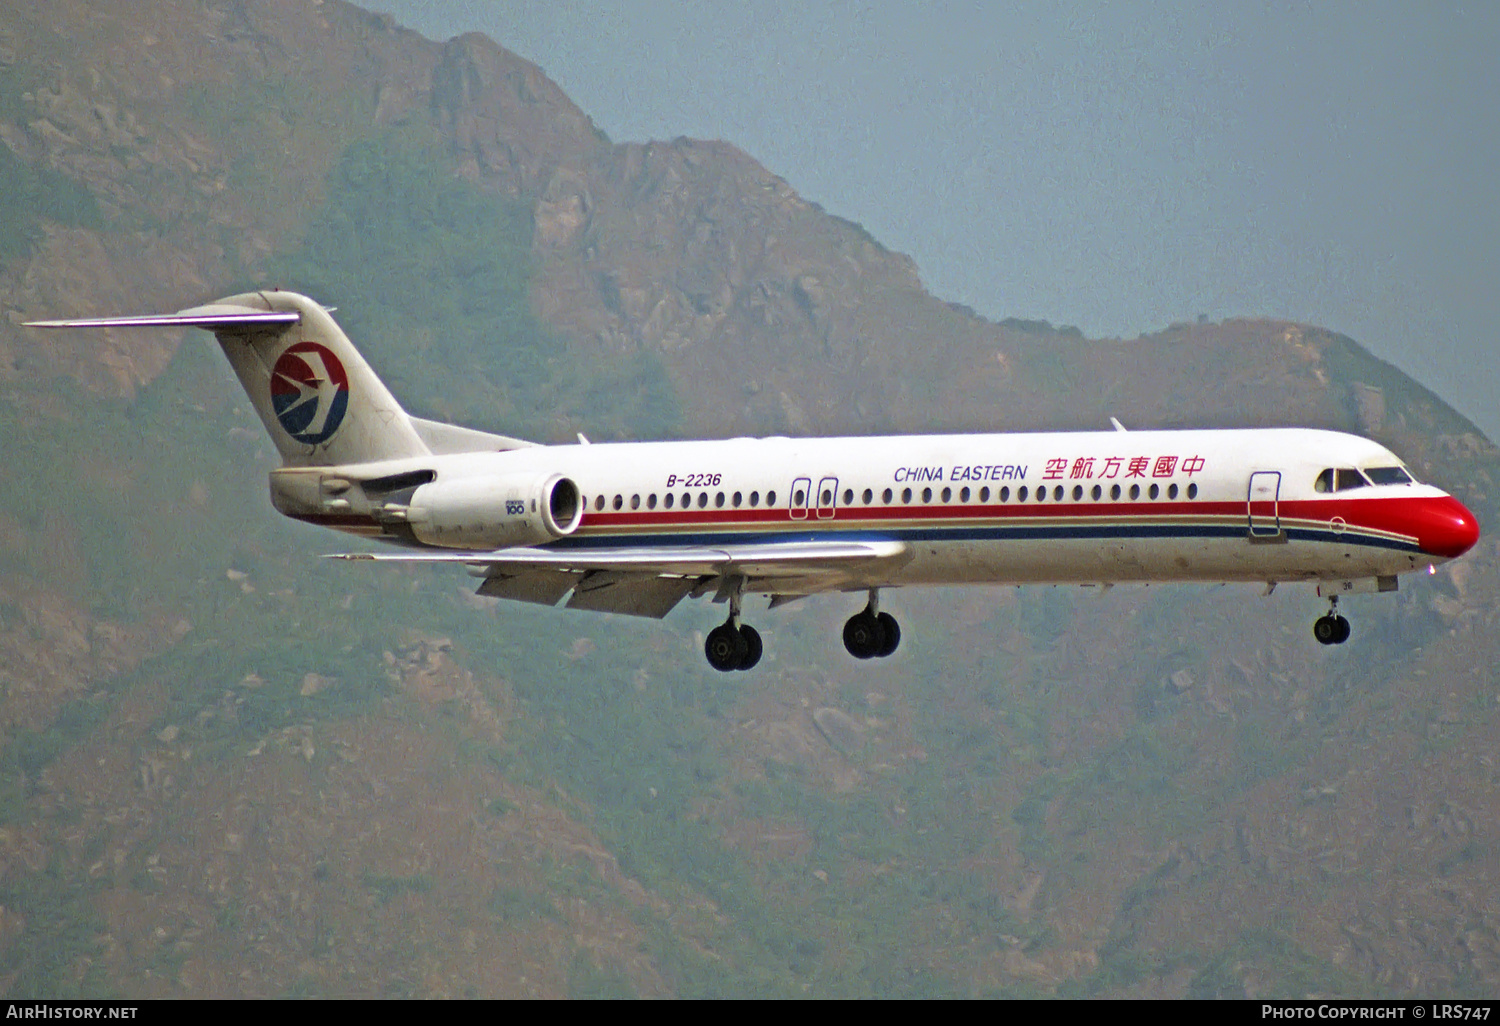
[{"x1": 28, "y1": 289, "x2": 1480, "y2": 671}]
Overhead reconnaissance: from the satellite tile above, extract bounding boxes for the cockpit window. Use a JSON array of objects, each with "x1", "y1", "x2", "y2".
[
  {"x1": 1365, "y1": 466, "x2": 1415, "y2": 485},
  {"x1": 1335, "y1": 468, "x2": 1369, "y2": 491},
  {"x1": 1314, "y1": 468, "x2": 1372, "y2": 492}
]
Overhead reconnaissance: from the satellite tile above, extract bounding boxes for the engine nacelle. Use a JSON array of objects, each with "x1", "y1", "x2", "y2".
[{"x1": 406, "y1": 472, "x2": 582, "y2": 549}]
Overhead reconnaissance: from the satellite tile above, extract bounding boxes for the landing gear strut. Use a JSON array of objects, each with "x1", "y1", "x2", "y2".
[
  {"x1": 1313, "y1": 595, "x2": 1351, "y2": 646},
  {"x1": 843, "y1": 590, "x2": 901, "y2": 660},
  {"x1": 704, "y1": 582, "x2": 762, "y2": 672}
]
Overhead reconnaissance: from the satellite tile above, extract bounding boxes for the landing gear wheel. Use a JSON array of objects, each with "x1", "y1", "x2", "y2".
[
  {"x1": 736, "y1": 624, "x2": 763, "y2": 670},
  {"x1": 706, "y1": 622, "x2": 749, "y2": 671},
  {"x1": 1313, "y1": 614, "x2": 1351, "y2": 646},
  {"x1": 1314, "y1": 615, "x2": 1337, "y2": 645},
  {"x1": 876, "y1": 612, "x2": 901, "y2": 657},
  {"x1": 843, "y1": 611, "x2": 886, "y2": 660}
]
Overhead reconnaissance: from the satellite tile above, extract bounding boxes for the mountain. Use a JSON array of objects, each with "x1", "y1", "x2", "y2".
[{"x1": 1, "y1": 0, "x2": 1497, "y2": 998}]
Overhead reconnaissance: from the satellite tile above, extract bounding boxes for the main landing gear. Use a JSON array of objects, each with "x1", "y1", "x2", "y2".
[
  {"x1": 704, "y1": 583, "x2": 762, "y2": 672},
  {"x1": 702, "y1": 588, "x2": 903, "y2": 670},
  {"x1": 1313, "y1": 595, "x2": 1351, "y2": 646},
  {"x1": 705, "y1": 619, "x2": 762, "y2": 671},
  {"x1": 843, "y1": 591, "x2": 901, "y2": 661}
]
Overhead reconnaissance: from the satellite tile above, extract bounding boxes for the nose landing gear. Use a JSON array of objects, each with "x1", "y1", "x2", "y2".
[
  {"x1": 843, "y1": 591, "x2": 901, "y2": 660},
  {"x1": 1313, "y1": 595, "x2": 1351, "y2": 646}
]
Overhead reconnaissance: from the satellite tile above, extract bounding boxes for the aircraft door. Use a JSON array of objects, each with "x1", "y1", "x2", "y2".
[
  {"x1": 789, "y1": 477, "x2": 812, "y2": 520},
  {"x1": 1247, "y1": 471, "x2": 1282, "y2": 538},
  {"x1": 816, "y1": 477, "x2": 839, "y2": 519}
]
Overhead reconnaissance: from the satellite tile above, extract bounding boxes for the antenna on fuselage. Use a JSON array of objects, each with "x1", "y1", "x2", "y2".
[{"x1": 1110, "y1": 417, "x2": 1127, "y2": 432}]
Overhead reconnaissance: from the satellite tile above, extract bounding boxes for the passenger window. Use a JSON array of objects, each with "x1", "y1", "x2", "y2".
[
  {"x1": 630, "y1": 494, "x2": 640, "y2": 510},
  {"x1": 1148, "y1": 484, "x2": 1159, "y2": 500},
  {"x1": 980, "y1": 486, "x2": 990, "y2": 502},
  {"x1": 1129, "y1": 484, "x2": 1141, "y2": 500},
  {"x1": 698, "y1": 492, "x2": 708, "y2": 508},
  {"x1": 613, "y1": 494, "x2": 623, "y2": 510},
  {"x1": 767, "y1": 491, "x2": 777, "y2": 506},
  {"x1": 749, "y1": 491, "x2": 759, "y2": 507},
  {"x1": 882, "y1": 488, "x2": 893, "y2": 504},
  {"x1": 648, "y1": 494, "x2": 657, "y2": 509},
  {"x1": 594, "y1": 495, "x2": 605, "y2": 512},
  {"x1": 664, "y1": 493, "x2": 675, "y2": 509},
  {"x1": 960, "y1": 486, "x2": 970, "y2": 502},
  {"x1": 862, "y1": 488, "x2": 873, "y2": 505},
  {"x1": 1187, "y1": 483, "x2": 1198, "y2": 499},
  {"x1": 1036, "y1": 487, "x2": 1046, "y2": 502},
  {"x1": 902, "y1": 487, "x2": 912, "y2": 503},
  {"x1": 1017, "y1": 486, "x2": 1028, "y2": 501},
  {"x1": 1167, "y1": 483, "x2": 1178, "y2": 499},
  {"x1": 843, "y1": 488, "x2": 854, "y2": 505},
  {"x1": 1072, "y1": 485, "x2": 1083, "y2": 501},
  {"x1": 1110, "y1": 484, "x2": 1121, "y2": 500},
  {"x1": 794, "y1": 489, "x2": 806, "y2": 506},
  {"x1": 732, "y1": 492, "x2": 742, "y2": 507},
  {"x1": 1091, "y1": 484, "x2": 1101, "y2": 500},
  {"x1": 1053, "y1": 486, "x2": 1064, "y2": 501},
  {"x1": 715, "y1": 492, "x2": 725, "y2": 508},
  {"x1": 821, "y1": 489, "x2": 833, "y2": 505},
  {"x1": 940, "y1": 487, "x2": 951, "y2": 503},
  {"x1": 922, "y1": 487, "x2": 933, "y2": 503}
]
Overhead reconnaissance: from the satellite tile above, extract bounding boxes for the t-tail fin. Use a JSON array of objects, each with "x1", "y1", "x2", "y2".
[{"x1": 29, "y1": 290, "x2": 432, "y2": 466}]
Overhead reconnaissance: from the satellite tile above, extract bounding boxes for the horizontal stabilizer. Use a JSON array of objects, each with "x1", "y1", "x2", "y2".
[{"x1": 25, "y1": 305, "x2": 301, "y2": 331}]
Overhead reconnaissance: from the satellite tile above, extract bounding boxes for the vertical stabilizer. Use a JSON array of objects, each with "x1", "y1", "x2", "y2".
[
  {"x1": 210, "y1": 290, "x2": 427, "y2": 466},
  {"x1": 30, "y1": 290, "x2": 430, "y2": 466}
]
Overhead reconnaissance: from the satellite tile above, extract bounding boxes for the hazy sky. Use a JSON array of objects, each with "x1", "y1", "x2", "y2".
[{"x1": 375, "y1": 1, "x2": 1500, "y2": 441}]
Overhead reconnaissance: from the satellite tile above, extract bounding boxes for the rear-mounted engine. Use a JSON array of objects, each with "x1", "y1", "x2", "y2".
[{"x1": 406, "y1": 472, "x2": 582, "y2": 549}]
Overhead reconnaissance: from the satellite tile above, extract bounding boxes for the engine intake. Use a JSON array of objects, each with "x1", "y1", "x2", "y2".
[{"x1": 407, "y1": 472, "x2": 582, "y2": 549}]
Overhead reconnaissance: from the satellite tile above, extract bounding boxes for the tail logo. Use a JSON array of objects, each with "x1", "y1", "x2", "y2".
[{"x1": 271, "y1": 342, "x2": 349, "y2": 445}]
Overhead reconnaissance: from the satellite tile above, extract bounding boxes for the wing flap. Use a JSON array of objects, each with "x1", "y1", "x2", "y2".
[
  {"x1": 566, "y1": 571, "x2": 698, "y2": 618},
  {"x1": 476, "y1": 569, "x2": 577, "y2": 606}
]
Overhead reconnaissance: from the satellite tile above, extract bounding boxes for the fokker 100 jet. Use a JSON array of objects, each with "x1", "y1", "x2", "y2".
[{"x1": 29, "y1": 290, "x2": 1480, "y2": 671}]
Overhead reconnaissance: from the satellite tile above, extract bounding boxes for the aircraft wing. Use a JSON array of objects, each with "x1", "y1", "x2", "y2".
[{"x1": 331, "y1": 540, "x2": 910, "y2": 618}]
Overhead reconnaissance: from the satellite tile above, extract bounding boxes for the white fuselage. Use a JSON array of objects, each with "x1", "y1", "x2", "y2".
[{"x1": 286, "y1": 426, "x2": 1477, "y2": 595}]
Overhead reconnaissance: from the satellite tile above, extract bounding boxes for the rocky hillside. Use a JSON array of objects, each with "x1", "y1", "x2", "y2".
[{"x1": 1, "y1": 0, "x2": 1498, "y2": 998}]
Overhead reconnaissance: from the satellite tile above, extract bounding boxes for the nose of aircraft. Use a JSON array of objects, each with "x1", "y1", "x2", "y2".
[{"x1": 1418, "y1": 495, "x2": 1481, "y2": 559}]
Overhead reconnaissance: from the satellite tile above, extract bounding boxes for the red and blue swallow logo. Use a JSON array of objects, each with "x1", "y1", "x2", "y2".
[{"x1": 270, "y1": 342, "x2": 349, "y2": 445}]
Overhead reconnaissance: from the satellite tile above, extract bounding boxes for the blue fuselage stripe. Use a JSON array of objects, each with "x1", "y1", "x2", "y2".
[{"x1": 551, "y1": 520, "x2": 1422, "y2": 554}]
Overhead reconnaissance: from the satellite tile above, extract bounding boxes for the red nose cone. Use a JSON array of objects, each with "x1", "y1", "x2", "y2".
[{"x1": 1419, "y1": 496, "x2": 1481, "y2": 559}]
